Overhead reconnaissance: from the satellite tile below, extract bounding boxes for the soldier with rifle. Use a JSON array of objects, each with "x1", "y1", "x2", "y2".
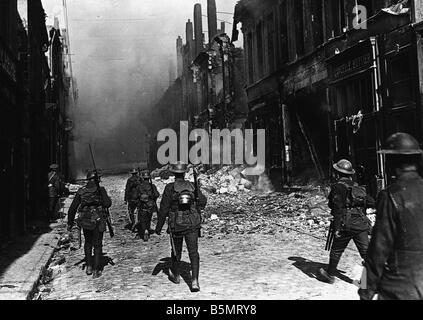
[
  {"x1": 67, "y1": 170, "x2": 112, "y2": 278},
  {"x1": 135, "y1": 170, "x2": 159, "y2": 241},
  {"x1": 124, "y1": 168, "x2": 141, "y2": 230},
  {"x1": 155, "y1": 162, "x2": 207, "y2": 292},
  {"x1": 319, "y1": 159, "x2": 375, "y2": 284}
]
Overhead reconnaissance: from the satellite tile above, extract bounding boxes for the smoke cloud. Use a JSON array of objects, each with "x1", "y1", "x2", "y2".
[{"x1": 41, "y1": 0, "x2": 241, "y2": 177}]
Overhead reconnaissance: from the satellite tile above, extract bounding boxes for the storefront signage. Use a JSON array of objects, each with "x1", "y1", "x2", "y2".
[{"x1": 333, "y1": 52, "x2": 372, "y2": 81}]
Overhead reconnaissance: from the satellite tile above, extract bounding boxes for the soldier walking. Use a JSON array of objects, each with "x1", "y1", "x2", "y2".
[
  {"x1": 155, "y1": 162, "x2": 207, "y2": 292},
  {"x1": 47, "y1": 164, "x2": 65, "y2": 222},
  {"x1": 124, "y1": 168, "x2": 141, "y2": 230},
  {"x1": 67, "y1": 171, "x2": 112, "y2": 279},
  {"x1": 319, "y1": 159, "x2": 375, "y2": 284},
  {"x1": 359, "y1": 133, "x2": 423, "y2": 300},
  {"x1": 135, "y1": 170, "x2": 159, "y2": 241}
]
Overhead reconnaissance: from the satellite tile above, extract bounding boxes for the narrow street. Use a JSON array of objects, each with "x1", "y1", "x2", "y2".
[{"x1": 36, "y1": 175, "x2": 363, "y2": 300}]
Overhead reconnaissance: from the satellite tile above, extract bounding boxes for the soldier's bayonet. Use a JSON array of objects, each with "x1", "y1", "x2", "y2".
[{"x1": 88, "y1": 144, "x2": 115, "y2": 238}]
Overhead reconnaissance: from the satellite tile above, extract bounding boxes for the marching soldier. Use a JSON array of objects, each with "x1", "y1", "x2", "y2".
[
  {"x1": 359, "y1": 133, "x2": 423, "y2": 300},
  {"x1": 47, "y1": 164, "x2": 65, "y2": 222},
  {"x1": 155, "y1": 162, "x2": 207, "y2": 292},
  {"x1": 135, "y1": 170, "x2": 159, "y2": 241},
  {"x1": 124, "y1": 168, "x2": 141, "y2": 230},
  {"x1": 67, "y1": 171, "x2": 112, "y2": 279},
  {"x1": 319, "y1": 159, "x2": 375, "y2": 284}
]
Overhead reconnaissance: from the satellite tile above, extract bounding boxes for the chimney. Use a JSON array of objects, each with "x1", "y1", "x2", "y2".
[
  {"x1": 176, "y1": 36, "x2": 183, "y2": 78},
  {"x1": 186, "y1": 19, "x2": 194, "y2": 61},
  {"x1": 207, "y1": 0, "x2": 218, "y2": 43},
  {"x1": 193, "y1": 4, "x2": 204, "y2": 56}
]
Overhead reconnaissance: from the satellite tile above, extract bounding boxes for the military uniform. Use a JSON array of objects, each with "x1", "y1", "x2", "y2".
[
  {"x1": 155, "y1": 163, "x2": 207, "y2": 292},
  {"x1": 67, "y1": 172, "x2": 112, "y2": 278},
  {"x1": 360, "y1": 133, "x2": 423, "y2": 300},
  {"x1": 47, "y1": 164, "x2": 64, "y2": 221},
  {"x1": 124, "y1": 169, "x2": 141, "y2": 228},
  {"x1": 136, "y1": 171, "x2": 159, "y2": 241},
  {"x1": 319, "y1": 160, "x2": 375, "y2": 284}
]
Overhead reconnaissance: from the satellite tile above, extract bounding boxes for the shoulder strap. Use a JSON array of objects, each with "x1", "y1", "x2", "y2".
[{"x1": 388, "y1": 191, "x2": 400, "y2": 212}]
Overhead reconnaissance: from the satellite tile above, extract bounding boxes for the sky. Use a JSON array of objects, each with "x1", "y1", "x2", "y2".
[{"x1": 40, "y1": 0, "x2": 242, "y2": 172}]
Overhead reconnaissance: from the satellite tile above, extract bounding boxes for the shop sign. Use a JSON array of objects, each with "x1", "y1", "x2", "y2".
[{"x1": 333, "y1": 52, "x2": 372, "y2": 80}]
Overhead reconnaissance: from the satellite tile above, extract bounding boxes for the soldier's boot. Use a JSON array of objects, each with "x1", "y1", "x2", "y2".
[
  {"x1": 168, "y1": 258, "x2": 181, "y2": 284},
  {"x1": 84, "y1": 247, "x2": 93, "y2": 276},
  {"x1": 191, "y1": 257, "x2": 200, "y2": 292},
  {"x1": 143, "y1": 229, "x2": 149, "y2": 242},
  {"x1": 92, "y1": 248, "x2": 102, "y2": 279},
  {"x1": 318, "y1": 268, "x2": 335, "y2": 284}
]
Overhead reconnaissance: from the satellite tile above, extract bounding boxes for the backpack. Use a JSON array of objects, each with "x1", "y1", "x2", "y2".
[
  {"x1": 338, "y1": 181, "x2": 370, "y2": 232},
  {"x1": 169, "y1": 181, "x2": 201, "y2": 233},
  {"x1": 80, "y1": 186, "x2": 102, "y2": 207},
  {"x1": 127, "y1": 178, "x2": 140, "y2": 200},
  {"x1": 77, "y1": 186, "x2": 105, "y2": 231},
  {"x1": 137, "y1": 182, "x2": 156, "y2": 210}
]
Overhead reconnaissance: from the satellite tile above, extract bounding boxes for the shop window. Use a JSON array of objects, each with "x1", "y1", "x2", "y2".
[
  {"x1": 279, "y1": 0, "x2": 289, "y2": 63},
  {"x1": 256, "y1": 22, "x2": 264, "y2": 78},
  {"x1": 267, "y1": 13, "x2": 276, "y2": 73},
  {"x1": 294, "y1": 0, "x2": 305, "y2": 57},
  {"x1": 335, "y1": 72, "x2": 374, "y2": 118},
  {"x1": 389, "y1": 53, "x2": 413, "y2": 108},
  {"x1": 387, "y1": 109, "x2": 417, "y2": 137}
]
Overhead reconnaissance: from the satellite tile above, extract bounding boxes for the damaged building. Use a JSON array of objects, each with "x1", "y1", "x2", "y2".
[
  {"x1": 234, "y1": 0, "x2": 423, "y2": 195},
  {"x1": 150, "y1": 0, "x2": 248, "y2": 167},
  {"x1": 0, "y1": 0, "x2": 72, "y2": 241}
]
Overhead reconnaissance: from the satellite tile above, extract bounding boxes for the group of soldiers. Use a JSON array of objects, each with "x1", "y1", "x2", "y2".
[
  {"x1": 62, "y1": 131, "x2": 423, "y2": 299},
  {"x1": 66, "y1": 162, "x2": 206, "y2": 292}
]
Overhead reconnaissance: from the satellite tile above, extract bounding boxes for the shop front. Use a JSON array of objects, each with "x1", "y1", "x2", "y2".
[{"x1": 328, "y1": 38, "x2": 385, "y2": 195}]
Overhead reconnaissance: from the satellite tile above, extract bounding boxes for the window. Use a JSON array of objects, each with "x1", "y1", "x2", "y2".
[
  {"x1": 311, "y1": 0, "x2": 324, "y2": 47},
  {"x1": 267, "y1": 13, "x2": 275, "y2": 73},
  {"x1": 256, "y1": 22, "x2": 264, "y2": 78},
  {"x1": 294, "y1": 0, "x2": 304, "y2": 57},
  {"x1": 389, "y1": 53, "x2": 414, "y2": 108},
  {"x1": 279, "y1": 0, "x2": 288, "y2": 63},
  {"x1": 247, "y1": 32, "x2": 254, "y2": 84},
  {"x1": 335, "y1": 72, "x2": 374, "y2": 118},
  {"x1": 331, "y1": 0, "x2": 346, "y2": 37}
]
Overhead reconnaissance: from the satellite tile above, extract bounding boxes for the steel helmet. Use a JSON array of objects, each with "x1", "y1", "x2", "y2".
[
  {"x1": 130, "y1": 168, "x2": 138, "y2": 174},
  {"x1": 169, "y1": 162, "x2": 188, "y2": 174},
  {"x1": 378, "y1": 132, "x2": 423, "y2": 155},
  {"x1": 86, "y1": 171, "x2": 101, "y2": 180},
  {"x1": 141, "y1": 170, "x2": 151, "y2": 179},
  {"x1": 333, "y1": 159, "x2": 355, "y2": 175}
]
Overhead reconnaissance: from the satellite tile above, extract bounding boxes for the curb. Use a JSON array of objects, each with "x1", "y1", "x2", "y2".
[
  {"x1": 0, "y1": 232, "x2": 61, "y2": 300},
  {"x1": 26, "y1": 233, "x2": 61, "y2": 300}
]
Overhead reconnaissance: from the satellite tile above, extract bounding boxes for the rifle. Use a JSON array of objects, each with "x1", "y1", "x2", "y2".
[
  {"x1": 325, "y1": 220, "x2": 335, "y2": 251},
  {"x1": 192, "y1": 166, "x2": 203, "y2": 238},
  {"x1": 88, "y1": 144, "x2": 115, "y2": 238},
  {"x1": 78, "y1": 226, "x2": 82, "y2": 249}
]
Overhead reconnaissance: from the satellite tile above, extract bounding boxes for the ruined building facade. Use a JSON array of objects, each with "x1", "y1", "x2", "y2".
[
  {"x1": 235, "y1": 0, "x2": 423, "y2": 194},
  {"x1": 0, "y1": 0, "x2": 72, "y2": 241}
]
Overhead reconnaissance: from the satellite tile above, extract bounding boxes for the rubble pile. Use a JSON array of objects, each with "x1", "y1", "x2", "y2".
[
  {"x1": 152, "y1": 165, "x2": 332, "y2": 237},
  {"x1": 201, "y1": 190, "x2": 332, "y2": 237}
]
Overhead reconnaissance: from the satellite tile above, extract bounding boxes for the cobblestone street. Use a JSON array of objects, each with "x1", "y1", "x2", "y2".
[{"x1": 37, "y1": 175, "x2": 364, "y2": 300}]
